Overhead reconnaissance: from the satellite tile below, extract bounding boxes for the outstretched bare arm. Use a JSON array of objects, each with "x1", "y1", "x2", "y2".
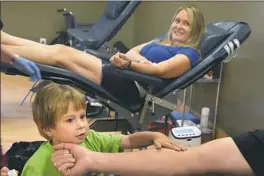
[{"x1": 52, "y1": 137, "x2": 253, "y2": 176}]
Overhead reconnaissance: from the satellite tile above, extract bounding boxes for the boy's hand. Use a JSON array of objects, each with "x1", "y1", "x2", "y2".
[
  {"x1": 153, "y1": 133, "x2": 187, "y2": 151},
  {"x1": 1, "y1": 167, "x2": 18, "y2": 176},
  {"x1": 52, "y1": 143, "x2": 93, "y2": 176}
]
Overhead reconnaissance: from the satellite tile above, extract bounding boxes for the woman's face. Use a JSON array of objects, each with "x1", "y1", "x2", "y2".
[{"x1": 170, "y1": 9, "x2": 192, "y2": 45}]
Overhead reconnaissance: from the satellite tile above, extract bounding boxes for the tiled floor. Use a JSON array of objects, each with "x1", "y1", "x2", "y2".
[{"x1": 1, "y1": 73, "x2": 45, "y2": 152}]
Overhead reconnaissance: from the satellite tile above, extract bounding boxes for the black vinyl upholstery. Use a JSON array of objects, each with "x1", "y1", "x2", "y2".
[
  {"x1": 198, "y1": 23, "x2": 230, "y2": 59},
  {"x1": 67, "y1": 1, "x2": 140, "y2": 50},
  {"x1": 104, "y1": 1, "x2": 130, "y2": 19}
]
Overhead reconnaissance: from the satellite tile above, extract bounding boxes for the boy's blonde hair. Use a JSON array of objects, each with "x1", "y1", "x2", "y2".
[
  {"x1": 159, "y1": 5, "x2": 205, "y2": 49},
  {"x1": 32, "y1": 82, "x2": 86, "y2": 139}
]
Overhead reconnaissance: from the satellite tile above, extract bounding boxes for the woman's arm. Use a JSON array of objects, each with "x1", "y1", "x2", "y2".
[
  {"x1": 129, "y1": 54, "x2": 191, "y2": 79},
  {"x1": 125, "y1": 41, "x2": 152, "y2": 62},
  {"x1": 112, "y1": 49, "x2": 193, "y2": 79},
  {"x1": 111, "y1": 52, "x2": 192, "y2": 79}
]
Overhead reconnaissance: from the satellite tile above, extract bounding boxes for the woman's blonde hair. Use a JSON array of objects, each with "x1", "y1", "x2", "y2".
[
  {"x1": 32, "y1": 82, "x2": 86, "y2": 139},
  {"x1": 160, "y1": 5, "x2": 205, "y2": 49}
]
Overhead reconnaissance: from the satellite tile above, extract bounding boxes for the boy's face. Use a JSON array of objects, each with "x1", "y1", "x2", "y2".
[{"x1": 49, "y1": 102, "x2": 89, "y2": 145}]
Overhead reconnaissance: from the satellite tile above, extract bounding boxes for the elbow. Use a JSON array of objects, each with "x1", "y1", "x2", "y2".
[
  {"x1": 158, "y1": 66, "x2": 191, "y2": 79},
  {"x1": 158, "y1": 70, "x2": 187, "y2": 79},
  {"x1": 151, "y1": 65, "x2": 166, "y2": 78},
  {"x1": 155, "y1": 68, "x2": 175, "y2": 79},
  {"x1": 150, "y1": 64, "x2": 177, "y2": 78}
]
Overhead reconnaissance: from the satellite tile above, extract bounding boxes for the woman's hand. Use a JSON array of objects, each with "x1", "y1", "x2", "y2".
[
  {"x1": 153, "y1": 133, "x2": 187, "y2": 152},
  {"x1": 110, "y1": 52, "x2": 131, "y2": 68}
]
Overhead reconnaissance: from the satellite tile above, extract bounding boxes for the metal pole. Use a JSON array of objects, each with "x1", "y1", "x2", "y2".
[
  {"x1": 189, "y1": 85, "x2": 193, "y2": 113},
  {"x1": 181, "y1": 88, "x2": 187, "y2": 127},
  {"x1": 212, "y1": 63, "x2": 224, "y2": 139}
]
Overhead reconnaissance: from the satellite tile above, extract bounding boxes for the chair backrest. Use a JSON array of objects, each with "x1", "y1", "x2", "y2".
[
  {"x1": 155, "y1": 21, "x2": 251, "y2": 98},
  {"x1": 80, "y1": 1, "x2": 141, "y2": 50},
  {"x1": 198, "y1": 23, "x2": 231, "y2": 59}
]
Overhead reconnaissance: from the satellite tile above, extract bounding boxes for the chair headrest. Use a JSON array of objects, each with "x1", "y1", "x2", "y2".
[
  {"x1": 198, "y1": 23, "x2": 230, "y2": 59},
  {"x1": 104, "y1": 1, "x2": 130, "y2": 20}
]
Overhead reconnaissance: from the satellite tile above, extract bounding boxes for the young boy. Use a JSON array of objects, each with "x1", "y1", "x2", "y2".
[{"x1": 1, "y1": 82, "x2": 184, "y2": 176}]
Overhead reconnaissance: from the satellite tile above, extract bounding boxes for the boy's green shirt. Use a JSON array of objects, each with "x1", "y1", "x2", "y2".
[{"x1": 21, "y1": 130, "x2": 123, "y2": 176}]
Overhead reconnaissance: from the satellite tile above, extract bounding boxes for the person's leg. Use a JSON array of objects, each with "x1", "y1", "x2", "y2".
[
  {"x1": 1, "y1": 31, "x2": 43, "y2": 46},
  {"x1": 3, "y1": 44, "x2": 103, "y2": 84},
  {"x1": 98, "y1": 137, "x2": 253, "y2": 176},
  {"x1": 2, "y1": 44, "x2": 61, "y2": 65},
  {"x1": 189, "y1": 137, "x2": 253, "y2": 175}
]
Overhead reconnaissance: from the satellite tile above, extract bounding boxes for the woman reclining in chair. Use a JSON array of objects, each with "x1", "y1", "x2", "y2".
[{"x1": 1, "y1": 5, "x2": 204, "y2": 105}]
